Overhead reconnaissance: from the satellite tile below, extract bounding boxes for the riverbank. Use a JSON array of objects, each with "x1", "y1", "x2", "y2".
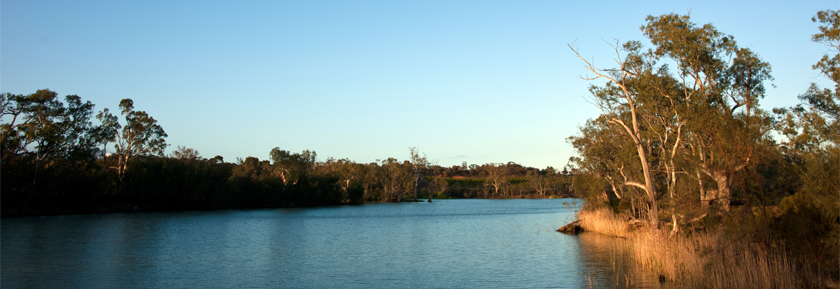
[{"x1": 563, "y1": 206, "x2": 837, "y2": 288}]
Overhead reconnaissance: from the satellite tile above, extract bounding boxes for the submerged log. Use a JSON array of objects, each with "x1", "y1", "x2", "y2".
[{"x1": 557, "y1": 219, "x2": 583, "y2": 234}]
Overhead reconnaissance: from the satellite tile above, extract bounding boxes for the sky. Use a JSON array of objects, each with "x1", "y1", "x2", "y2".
[{"x1": 1, "y1": 0, "x2": 837, "y2": 169}]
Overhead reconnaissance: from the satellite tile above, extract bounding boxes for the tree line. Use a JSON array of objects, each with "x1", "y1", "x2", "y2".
[
  {"x1": 1, "y1": 96, "x2": 574, "y2": 216},
  {"x1": 566, "y1": 11, "x2": 838, "y2": 279}
]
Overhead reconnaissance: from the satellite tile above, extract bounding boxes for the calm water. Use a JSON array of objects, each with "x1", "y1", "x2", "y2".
[{"x1": 1, "y1": 199, "x2": 661, "y2": 288}]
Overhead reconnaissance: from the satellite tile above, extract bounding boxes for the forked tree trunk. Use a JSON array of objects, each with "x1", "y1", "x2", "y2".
[
  {"x1": 701, "y1": 168, "x2": 731, "y2": 213},
  {"x1": 712, "y1": 174, "x2": 731, "y2": 212}
]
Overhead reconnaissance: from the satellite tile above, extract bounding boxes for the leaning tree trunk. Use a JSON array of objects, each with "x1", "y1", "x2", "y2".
[{"x1": 635, "y1": 139, "x2": 660, "y2": 229}]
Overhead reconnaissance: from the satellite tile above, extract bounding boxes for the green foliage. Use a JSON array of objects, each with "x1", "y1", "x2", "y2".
[
  {"x1": 172, "y1": 146, "x2": 201, "y2": 160},
  {"x1": 428, "y1": 177, "x2": 449, "y2": 196},
  {"x1": 561, "y1": 10, "x2": 838, "y2": 283},
  {"x1": 1, "y1": 90, "x2": 99, "y2": 179},
  {"x1": 115, "y1": 99, "x2": 168, "y2": 157},
  {"x1": 570, "y1": 10, "x2": 782, "y2": 231},
  {"x1": 269, "y1": 147, "x2": 314, "y2": 186},
  {"x1": 443, "y1": 177, "x2": 485, "y2": 187},
  {"x1": 770, "y1": 146, "x2": 840, "y2": 276},
  {"x1": 571, "y1": 173, "x2": 608, "y2": 206},
  {"x1": 772, "y1": 190, "x2": 839, "y2": 275},
  {"x1": 765, "y1": 10, "x2": 840, "y2": 278},
  {"x1": 813, "y1": 10, "x2": 840, "y2": 87},
  {"x1": 508, "y1": 176, "x2": 527, "y2": 185},
  {"x1": 379, "y1": 157, "x2": 411, "y2": 202}
]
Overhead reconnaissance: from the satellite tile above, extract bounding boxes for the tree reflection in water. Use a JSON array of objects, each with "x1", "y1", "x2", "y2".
[{"x1": 575, "y1": 232, "x2": 669, "y2": 289}]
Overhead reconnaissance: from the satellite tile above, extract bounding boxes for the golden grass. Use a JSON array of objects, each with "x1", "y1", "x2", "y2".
[
  {"x1": 577, "y1": 207, "x2": 630, "y2": 238},
  {"x1": 576, "y1": 208, "x2": 819, "y2": 288},
  {"x1": 630, "y1": 229, "x2": 810, "y2": 288}
]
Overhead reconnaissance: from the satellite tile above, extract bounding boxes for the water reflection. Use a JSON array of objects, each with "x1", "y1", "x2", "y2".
[
  {"x1": 2, "y1": 199, "x2": 663, "y2": 289},
  {"x1": 575, "y1": 232, "x2": 662, "y2": 288}
]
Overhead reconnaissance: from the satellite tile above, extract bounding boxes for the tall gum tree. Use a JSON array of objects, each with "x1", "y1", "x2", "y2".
[
  {"x1": 380, "y1": 157, "x2": 410, "y2": 202},
  {"x1": 1, "y1": 90, "x2": 98, "y2": 186},
  {"x1": 484, "y1": 163, "x2": 509, "y2": 198},
  {"x1": 570, "y1": 41, "x2": 662, "y2": 229},
  {"x1": 98, "y1": 99, "x2": 168, "y2": 184},
  {"x1": 570, "y1": 13, "x2": 774, "y2": 228},
  {"x1": 640, "y1": 14, "x2": 773, "y2": 214},
  {"x1": 269, "y1": 148, "x2": 315, "y2": 186},
  {"x1": 409, "y1": 147, "x2": 428, "y2": 200}
]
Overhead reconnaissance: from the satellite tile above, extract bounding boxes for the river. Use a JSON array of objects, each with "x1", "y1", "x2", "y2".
[{"x1": 1, "y1": 199, "x2": 661, "y2": 288}]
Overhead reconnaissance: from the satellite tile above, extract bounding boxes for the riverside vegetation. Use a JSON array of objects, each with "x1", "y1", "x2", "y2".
[
  {"x1": 2, "y1": 8, "x2": 838, "y2": 290},
  {"x1": 0, "y1": 93, "x2": 574, "y2": 216},
  {"x1": 563, "y1": 11, "x2": 840, "y2": 288}
]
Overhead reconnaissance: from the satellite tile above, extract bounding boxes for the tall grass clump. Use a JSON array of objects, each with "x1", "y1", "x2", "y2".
[
  {"x1": 574, "y1": 206, "x2": 822, "y2": 288},
  {"x1": 578, "y1": 207, "x2": 630, "y2": 238},
  {"x1": 700, "y1": 237, "x2": 807, "y2": 288},
  {"x1": 629, "y1": 229, "x2": 810, "y2": 288}
]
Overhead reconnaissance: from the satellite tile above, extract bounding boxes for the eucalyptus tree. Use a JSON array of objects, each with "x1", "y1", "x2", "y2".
[
  {"x1": 428, "y1": 177, "x2": 449, "y2": 201},
  {"x1": 570, "y1": 13, "x2": 774, "y2": 227},
  {"x1": 777, "y1": 9, "x2": 840, "y2": 151},
  {"x1": 318, "y1": 157, "x2": 360, "y2": 194},
  {"x1": 338, "y1": 158, "x2": 359, "y2": 192},
  {"x1": 567, "y1": 115, "x2": 640, "y2": 202},
  {"x1": 360, "y1": 162, "x2": 382, "y2": 201},
  {"x1": 269, "y1": 147, "x2": 315, "y2": 186},
  {"x1": 409, "y1": 147, "x2": 428, "y2": 200},
  {"x1": 774, "y1": 10, "x2": 840, "y2": 263},
  {"x1": 526, "y1": 170, "x2": 551, "y2": 198},
  {"x1": 1, "y1": 90, "x2": 98, "y2": 186},
  {"x1": 570, "y1": 43, "x2": 663, "y2": 228},
  {"x1": 484, "y1": 163, "x2": 508, "y2": 198},
  {"x1": 642, "y1": 14, "x2": 773, "y2": 214},
  {"x1": 93, "y1": 108, "x2": 119, "y2": 159},
  {"x1": 97, "y1": 99, "x2": 168, "y2": 183},
  {"x1": 568, "y1": 119, "x2": 655, "y2": 218},
  {"x1": 546, "y1": 167, "x2": 574, "y2": 198},
  {"x1": 380, "y1": 157, "x2": 411, "y2": 202},
  {"x1": 172, "y1": 146, "x2": 202, "y2": 161},
  {"x1": 300, "y1": 149, "x2": 317, "y2": 170}
]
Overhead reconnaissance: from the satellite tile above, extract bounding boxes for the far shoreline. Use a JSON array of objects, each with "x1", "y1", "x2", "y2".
[{"x1": 1, "y1": 195, "x2": 575, "y2": 218}]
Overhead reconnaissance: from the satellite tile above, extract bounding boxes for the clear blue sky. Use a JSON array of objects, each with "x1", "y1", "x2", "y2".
[{"x1": 2, "y1": 0, "x2": 836, "y2": 169}]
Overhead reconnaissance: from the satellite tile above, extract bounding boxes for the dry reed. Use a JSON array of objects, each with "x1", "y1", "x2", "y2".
[
  {"x1": 576, "y1": 208, "x2": 817, "y2": 288},
  {"x1": 629, "y1": 229, "x2": 808, "y2": 288},
  {"x1": 577, "y1": 207, "x2": 630, "y2": 238}
]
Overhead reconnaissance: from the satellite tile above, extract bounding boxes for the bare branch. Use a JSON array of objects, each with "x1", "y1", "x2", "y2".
[{"x1": 624, "y1": 181, "x2": 648, "y2": 191}]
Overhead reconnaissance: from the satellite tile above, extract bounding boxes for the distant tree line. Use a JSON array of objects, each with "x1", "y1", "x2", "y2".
[
  {"x1": 1, "y1": 95, "x2": 575, "y2": 216},
  {"x1": 566, "y1": 11, "x2": 838, "y2": 279}
]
